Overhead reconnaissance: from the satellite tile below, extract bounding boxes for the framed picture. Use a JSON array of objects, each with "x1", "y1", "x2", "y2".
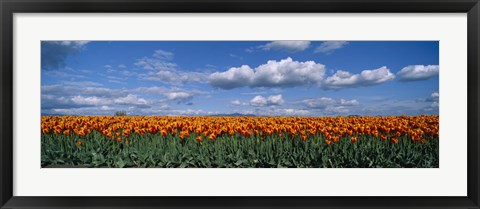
[{"x1": 1, "y1": 0, "x2": 479, "y2": 208}]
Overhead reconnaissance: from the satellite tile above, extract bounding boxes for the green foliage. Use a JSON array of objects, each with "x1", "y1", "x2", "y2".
[{"x1": 41, "y1": 132, "x2": 439, "y2": 168}]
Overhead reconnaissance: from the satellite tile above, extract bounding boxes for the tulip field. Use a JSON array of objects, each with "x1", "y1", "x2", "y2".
[{"x1": 41, "y1": 115, "x2": 439, "y2": 168}]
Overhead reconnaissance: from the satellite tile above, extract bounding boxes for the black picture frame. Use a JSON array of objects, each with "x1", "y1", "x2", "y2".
[{"x1": 1, "y1": 0, "x2": 479, "y2": 208}]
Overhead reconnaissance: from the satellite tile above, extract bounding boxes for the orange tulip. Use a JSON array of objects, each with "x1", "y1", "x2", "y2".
[{"x1": 351, "y1": 136, "x2": 357, "y2": 143}]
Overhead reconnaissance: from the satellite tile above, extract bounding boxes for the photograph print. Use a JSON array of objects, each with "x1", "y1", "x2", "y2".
[{"x1": 41, "y1": 41, "x2": 439, "y2": 168}]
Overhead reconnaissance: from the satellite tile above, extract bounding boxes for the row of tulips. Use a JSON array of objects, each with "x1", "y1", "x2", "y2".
[
  {"x1": 41, "y1": 115, "x2": 439, "y2": 168},
  {"x1": 41, "y1": 115, "x2": 438, "y2": 145}
]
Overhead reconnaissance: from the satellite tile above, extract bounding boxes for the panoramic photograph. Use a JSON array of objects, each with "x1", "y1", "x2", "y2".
[{"x1": 41, "y1": 41, "x2": 439, "y2": 168}]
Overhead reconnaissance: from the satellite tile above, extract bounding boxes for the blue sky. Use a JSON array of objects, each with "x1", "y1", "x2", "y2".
[{"x1": 41, "y1": 41, "x2": 439, "y2": 116}]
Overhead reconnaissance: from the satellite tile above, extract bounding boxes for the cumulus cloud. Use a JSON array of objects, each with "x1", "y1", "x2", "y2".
[
  {"x1": 41, "y1": 84, "x2": 212, "y2": 115},
  {"x1": 103, "y1": 64, "x2": 137, "y2": 78},
  {"x1": 209, "y1": 57, "x2": 326, "y2": 89},
  {"x1": 267, "y1": 94, "x2": 285, "y2": 106},
  {"x1": 259, "y1": 41, "x2": 311, "y2": 53},
  {"x1": 42, "y1": 95, "x2": 93, "y2": 110},
  {"x1": 397, "y1": 65, "x2": 439, "y2": 81},
  {"x1": 208, "y1": 65, "x2": 254, "y2": 89},
  {"x1": 314, "y1": 41, "x2": 348, "y2": 54},
  {"x1": 69, "y1": 94, "x2": 148, "y2": 107},
  {"x1": 250, "y1": 96, "x2": 267, "y2": 106},
  {"x1": 141, "y1": 70, "x2": 208, "y2": 84},
  {"x1": 163, "y1": 92, "x2": 192, "y2": 101},
  {"x1": 42, "y1": 90, "x2": 152, "y2": 116},
  {"x1": 135, "y1": 57, "x2": 177, "y2": 72},
  {"x1": 64, "y1": 81, "x2": 103, "y2": 87},
  {"x1": 297, "y1": 97, "x2": 359, "y2": 115},
  {"x1": 423, "y1": 92, "x2": 439, "y2": 110},
  {"x1": 427, "y1": 92, "x2": 439, "y2": 102},
  {"x1": 162, "y1": 91, "x2": 195, "y2": 104},
  {"x1": 249, "y1": 94, "x2": 285, "y2": 106},
  {"x1": 113, "y1": 94, "x2": 148, "y2": 106},
  {"x1": 41, "y1": 41, "x2": 90, "y2": 70},
  {"x1": 339, "y1": 99, "x2": 359, "y2": 106},
  {"x1": 300, "y1": 97, "x2": 359, "y2": 110},
  {"x1": 135, "y1": 50, "x2": 208, "y2": 84},
  {"x1": 230, "y1": 99, "x2": 242, "y2": 106},
  {"x1": 100, "y1": 106, "x2": 113, "y2": 111},
  {"x1": 301, "y1": 97, "x2": 336, "y2": 109},
  {"x1": 133, "y1": 86, "x2": 207, "y2": 104},
  {"x1": 152, "y1": 49, "x2": 174, "y2": 60},
  {"x1": 41, "y1": 84, "x2": 206, "y2": 112},
  {"x1": 325, "y1": 106, "x2": 350, "y2": 114},
  {"x1": 323, "y1": 66, "x2": 395, "y2": 89},
  {"x1": 269, "y1": 108, "x2": 310, "y2": 116},
  {"x1": 236, "y1": 108, "x2": 310, "y2": 116},
  {"x1": 71, "y1": 96, "x2": 110, "y2": 106}
]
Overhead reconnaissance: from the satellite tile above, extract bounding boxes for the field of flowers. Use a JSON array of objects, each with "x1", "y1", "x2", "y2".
[{"x1": 41, "y1": 115, "x2": 439, "y2": 168}]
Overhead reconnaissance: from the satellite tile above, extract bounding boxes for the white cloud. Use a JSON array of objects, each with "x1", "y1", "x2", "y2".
[
  {"x1": 229, "y1": 54, "x2": 243, "y2": 59},
  {"x1": 43, "y1": 70, "x2": 87, "y2": 79},
  {"x1": 208, "y1": 65, "x2": 255, "y2": 89},
  {"x1": 230, "y1": 99, "x2": 242, "y2": 106},
  {"x1": 100, "y1": 106, "x2": 113, "y2": 111},
  {"x1": 104, "y1": 65, "x2": 116, "y2": 73},
  {"x1": 424, "y1": 92, "x2": 439, "y2": 110},
  {"x1": 314, "y1": 41, "x2": 348, "y2": 54},
  {"x1": 64, "y1": 81, "x2": 103, "y2": 87},
  {"x1": 259, "y1": 41, "x2": 311, "y2": 52},
  {"x1": 325, "y1": 106, "x2": 350, "y2": 114},
  {"x1": 297, "y1": 96, "x2": 356, "y2": 115},
  {"x1": 135, "y1": 57, "x2": 178, "y2": 72},
  {"x1": 429, "y1": 92, "x2": 439, "y2": 101},
  {"x1": 300, "y1": 97, "x2": 359, "y2": 114},
  {"x1": 144, "y1": 70, "x2": 177, "y2": 82},
  {"x1": 70, "y1": 94, "x2": 149, "y2": 107},
  {"x1": 152, "y1": 49, "x2": 174, "y2": 60},
  {"x1": 113, "y1": 94, "x2": 148, "y2": 105},
  {"x1": 339, "y1": 99, "x2": 359, "y2": 106},
  {"x1": 323, "y1": 66, "x2": 395, "y2": 89},
  {"x1": 121, "y1": 70, "x2": 136, "y2": 77},
  {"x1": 71, "y1": 96, "x2": 110, "y2": 106},
  {"x1": 209, "y1": 57, "x2": 325, "y2": 89},
  {"x1": 135, "y1": 50, "x2": 208, "y2": 85},
  {"x1": 397, "y1": 65, "x2": 439, "y2": 81},
  {"x1": 163, "y1": 92, "x2": 193, "y2": 101},
  {"x1": 267, "y1": 94, "x2": 284, "y2": 105},
  {"x1": 42, "y1": 92, "x2": 152, "y2": 116},
  {"x1": 134, "y1": 49, "x2": 177, "y2": 71},
  {"x1": 53, "y1": 41, "x2": 90, "y2": 50},
  {"x1": 272, "y1": 108, "x2": 310, "y2": 116},
  {"x1": 302, "y1": 97, "x2": 336, "y2": 109},
  {"x1": 250, "y1": 96, "x2": 268, "y2": 106},
  {"x1": 133, "y1": 86, "x2": 207, "y2": 104},
  {"x1": 249, "y1": 94, "x2": 284, "y2": 106},
  {"x1": 41, "y1": 85, "x2": 167, "y2": 115},
  {"x1": 169, "y1": 109, "x2": 205, "y2": 116}
]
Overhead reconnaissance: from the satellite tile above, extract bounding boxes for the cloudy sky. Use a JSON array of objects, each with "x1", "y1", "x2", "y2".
[{"x1": 41, "y1": 41, "x2": 439, "y2": 116}]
